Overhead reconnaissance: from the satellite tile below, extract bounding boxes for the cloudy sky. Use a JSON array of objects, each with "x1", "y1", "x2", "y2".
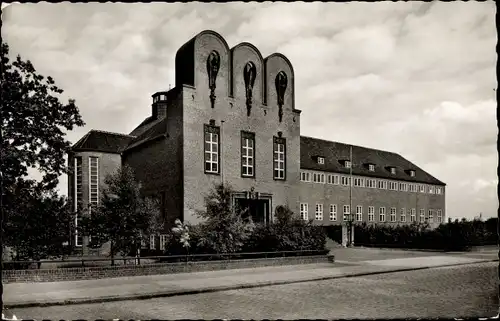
[{"x1": 2, "y1": 2, "x2": 497, "y2": 220}]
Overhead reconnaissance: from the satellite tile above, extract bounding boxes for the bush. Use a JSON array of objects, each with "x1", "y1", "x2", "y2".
[{"x1": 350, "y1": 218, "x2": 496, "y2": 251}]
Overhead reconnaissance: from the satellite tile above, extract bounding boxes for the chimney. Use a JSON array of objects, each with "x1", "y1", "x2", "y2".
[{"x1": 152, "y1": 91, "x2": 168, "y2": 120}]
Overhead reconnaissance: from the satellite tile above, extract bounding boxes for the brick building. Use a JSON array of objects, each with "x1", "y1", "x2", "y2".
[{"x1": 68, "y1": 30, "x2": 445, "y2": 250}]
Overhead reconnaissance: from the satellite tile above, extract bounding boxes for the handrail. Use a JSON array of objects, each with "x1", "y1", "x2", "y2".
[{"x1": 2, "y1": 249, "x2": 328, "y2": 266}]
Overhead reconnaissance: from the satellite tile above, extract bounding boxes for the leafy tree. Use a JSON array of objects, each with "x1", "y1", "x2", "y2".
[
  {"x1": 82, "y1": 165, "x2": 163, "y2": 262},
  {"x1": 195, "y1": 183, "x2": 255, "y2": 254},
  {"x1": 1, "y1": 42, "x2": 85, "y2": 192},
  {"x1": 3, "y1": 180, "x2": 74, "y2": 262}
]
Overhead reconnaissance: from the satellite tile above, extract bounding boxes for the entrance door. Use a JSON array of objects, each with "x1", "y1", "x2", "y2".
[{"x1": 236, "y1": 198, "x2": 270, "y2": 224}]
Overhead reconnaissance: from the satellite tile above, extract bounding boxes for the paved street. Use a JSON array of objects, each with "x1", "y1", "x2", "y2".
[{"x1": 12, "y1": 261, "x2": 498, "y2": 320}]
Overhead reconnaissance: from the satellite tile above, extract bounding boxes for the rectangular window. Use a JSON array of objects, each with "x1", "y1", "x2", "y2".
[
  {"x1": 368, "y1": 206, "x2": 375, "y2": 222},
  {"x1": 74, "y1": 157, "x2": 83, "y2": 247},
  {"x1": 390, "y1": 167, "x2": 396, "y2": 174},
  {"x1": 366, "y1": 179, "x2": 376, "y2": 188},
  {"x1": 318, "y1": 157, "x2": 325, "y2": 164},
  {"x1": 330, "y1": 204, "x2": 337, "y2": 221},
  {"x1": 389, "y1": 181, "x2": 398, "y2": 191},
  {"x1": 419, "y1": 184, "x2": 426, "y2": 193},
  {"x1": 89, "y1": 156, "x2": 99, "y2": 206},
  {"x1": 410, "y1": 208, "x2": 416, "y2": 222},
  {"x1": 400, "y1": 208, "x2": 406, "y2": 222},
  {"x1": 419, "y1": 209, "x2": 425, "y2": 222},
  {"x1": 378, "y1": 180, "x2": 387, "y2": 189},
  {"x1": 368, "y1": 164, "x2": 375, "y2": 171},
  {"x1": 241, "y1": 131, "x2": 255, "y2": 177},
  {"x1": 354, "y1": 177, "x2": 365, "y2": 187},
  {"x1": 341, "y1": 176, "x2": 351, "y2": 186},
  {"x1": 410, "y1": 170, "x2": 415, "y2": 177},
  {"x1": 300, "y1": 172, "x2": 311, "y2": 182},
  {"x1": 436, "y1": 187, "x2": 442, "y2": 195},
  {"x1": 356, "y1": 205, "x2": 363, "y2": 221},
  {"x1": 437, "y1": 209, "x2": 443, "y2": 223},
  {"x1": 313, "y1": 173, "x2": 325, "y2": 183},
  {"x1": 345, "y1": 161, "x2": 351, "y2": 168},
  {"x1": 150, "y1": 235, "x2": 156, "y2": 250},
  {"x1": 390, "y1": 207, "x2": 397, "y2": 222},
  {"x1": 428, "y1": 186, "x2": 435, "y2": 194},
  {"x1": 428, "y1": 209, "x2": 434, "y2": 222},
  {"x1": 333, "y1": 175, "x2": 340, "y2": 185},
  {"x1": 343, "y1": 205, "x2": 350, "y2": 221},
  {"x1": 315, "y1": 204, "x2": 323, "y2": 220},
  {"x1": 273, "y1": 136, "x2": 286, "y2": 180},
  {"x1": 379, "y1": 207, "x2": 386, "y2": 222},
  {"x1": 300, "y1": 203, "x2": 309, "y2": 220},
  {"x1": 204, "y1": 124, "x2": 220, "y2": 174},
  {"x1": 159, "y1": 234, "x2": 168, "y2": 251}
]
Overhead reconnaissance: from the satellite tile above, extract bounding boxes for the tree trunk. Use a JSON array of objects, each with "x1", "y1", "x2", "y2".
[{"x1": 110, "y1": 240, "x2": 115, "y2": 266}]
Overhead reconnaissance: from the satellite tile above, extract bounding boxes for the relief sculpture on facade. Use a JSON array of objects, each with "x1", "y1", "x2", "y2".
[
  {"x1": 275, "y1": 71, "x2": 287, "y2": 122},
  {"x1": 243, "y1": 62, "x2": 257, "y2": 116},
  {"x1": 206, "y1": 50, "x2": 220, "y2": 109}
]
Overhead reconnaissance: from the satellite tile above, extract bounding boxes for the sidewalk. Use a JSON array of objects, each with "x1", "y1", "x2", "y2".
[{"x1": 4, "y1": 254, "x2": 496, "y2": 309}]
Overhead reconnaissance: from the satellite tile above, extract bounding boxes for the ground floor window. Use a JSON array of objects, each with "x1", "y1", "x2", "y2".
[
  {"x1": 300, "y1": 203, "x2": 309, "y2": 220},
  {"x1": 419, "y1": 209, "x2": 425, "y2": 222},
  {"x1": 343, "y1": 205, "x2": 350, "y2": 221},
  {"x1": 150, "y1": 235, "x2": 156, "y2": 250},
  {"x1": 400, "y1": 208, "x2": 406, "y2": 222},
  {"x1": 368, "y1": 206, "x2": 375, "y2": 222},
  {"x1": 329, "y1": 204, "x2": 337, "y2": 221},
  {"x1": 379, "y1": 207, "x2": 386, "y2": 222},
  {"x1": 159, "y1": 234, "x2": 168, "y2": 251},
  {"x1": 356, "y1": 205, "x2": 363, "y2": 221},
  {"x1": 315, "y1": 204, "x2": 323, "y2": 220},
  {"x1": 390, "y1": 207, "x2": 397, "y2": 222}
]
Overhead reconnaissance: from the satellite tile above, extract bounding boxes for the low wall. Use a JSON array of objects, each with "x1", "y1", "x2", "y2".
[{"x1": 2, "y1": 255, "x2": 332, "y2": 283}]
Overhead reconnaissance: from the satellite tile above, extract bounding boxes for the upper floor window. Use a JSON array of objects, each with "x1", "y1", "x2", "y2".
[
  {"x1": 317, "y1": 157, "x2": 325, "y2": 164},
  {"x1": 419, "y1": 184, "x2": 426, "y2": 193},
  {"x1": 333, "y1": 175, "x2": 340, "y2": 185},
  {"x1": 341, "y1": 176, "x2": 351, "y2": 186},
  {"x1": 241, "y1": 131, "x2": 255, "y2": 177},
  {"x1": 273, "y1": 136, "x2": 286, "y2": 180},
  {"x1": 409, "y1": 170, "x2": 415, "y2": 177},
  {"x1": 89, "y1": 157, "x2": 99, "y2": 206},
  {"x1": 436, "y1": 187, "x2": 443, "y2": 194},
  {"x1": 368, "y1": 164, "x2": 375, "y2": 172},
  {"x1": 344, "y1": 160, "x2": 352, "y2": 168},
  {"x1": 366, "y1": 179, "x2": 376, "y2": 188},
  {"x1": 204, "y1": 124, "x2": 220, "y2": 174},
  {"x1": 300, "y1": 172, "x2": 311, "y2": 182},
  {"x1": 74, "y1": 157, "x2": 83, "y2": 211},
  {"x1": 353, "y1": 177, "x2": 365, "y2": 187},
  {"x1": 428, "y1": 186, "x2": 435, "y2": 194},
  {"x1": 437, "y1": 209, "x2": 443, "y2": 223},
  {"x1": 388, "y1": 167, "x2": 396, "y2": 175},
  {"x1": 389, "y1": 181, "x2": 398, "y2": 191},
  {"x1": 378, "y1": 180, "x2": 388, "y2": 189},
  {"x1": 313, "y1": 172, "x2": 325, "y2": 183}
]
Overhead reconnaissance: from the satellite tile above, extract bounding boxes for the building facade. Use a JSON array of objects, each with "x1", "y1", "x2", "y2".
[{"x1": 67, "y1": 30, "x2": 446, "y2": 250}]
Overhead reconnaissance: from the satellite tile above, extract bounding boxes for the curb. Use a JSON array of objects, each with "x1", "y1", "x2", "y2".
[{"x1": 5, "y1": 259, "x2": 498, "y2": 309}]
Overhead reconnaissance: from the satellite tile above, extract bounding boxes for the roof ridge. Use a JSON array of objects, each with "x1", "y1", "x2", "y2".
[
  {"x1": 90, "y1": 129, "x2": 136, "y2": 138},
  {"x1": 300, "y1": 135, "x2": 398, "y2": 155}
]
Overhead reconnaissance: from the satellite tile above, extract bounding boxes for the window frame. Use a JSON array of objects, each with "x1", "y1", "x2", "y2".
[
  {"x1": 368, "y1": 164, "x2": 375, "y2": 172},
  {"x1": 419, "y1": 209, "x2": 425, "y2": 222},
  {"x1": 273, "y1": 136, "x2": 286, "y2": 180},
  {"x1": 300, "y1": 203, "x2": 309, "y2": 221},
  {"x1": 368, "y1": 206, "x2": 375, "y2": 222},
  {"x1": 343, "y1": 205, "x2": 350, "y2": 221},
  {"x1": 241, "y1": 131, "x2": 256, "y2": 178},
  {"x1": 379, "y1": 207, "x2": 386, "y2": 222},
  {"x1": 390, "y1": 207, "x2": 397, "y2": 222},
  {"x1": 400, "y1": 208, "x2": 406, "y2": 222},
  {"x1": 315, "y1": 204, "x2": 324, "y2": 221},
  {"x1": 356, "y1": 205, "x2": 363, "y2": 221},
  {"x1": 330, "y1": 204, "x2": 337, "y2": 221},
  {"x1": 204, "y1": 124, "x2": 221, "y2": 175},
  {"x1": 318, "y1": 157, "x2": 325, "y2": 164}
]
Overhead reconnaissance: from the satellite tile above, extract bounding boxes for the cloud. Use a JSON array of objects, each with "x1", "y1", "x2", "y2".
[{"x1": 2, "y1": 2, "x2": 496, "y2": 219}]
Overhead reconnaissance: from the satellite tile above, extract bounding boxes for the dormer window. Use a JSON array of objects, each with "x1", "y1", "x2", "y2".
[
  {"x1": 318, "y1": 157, "x2": 325, "y2": 165},
  {"x1": 368, "y1": 164, "x2": 375, "y2": 172},
  {"x1": 344, "y1": 161, "x2": 351, "y2": 169},
  {"x1": 409, "y1": 170, "x2": 415, "y2": 177},
  {"x1": 387, "y1": 166, "x2": 396, "y2": 175}
]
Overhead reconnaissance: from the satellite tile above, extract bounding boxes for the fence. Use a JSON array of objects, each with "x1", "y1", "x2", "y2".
[{"x1": 2, "y1": 249, "x2": 330, "y2": 270}]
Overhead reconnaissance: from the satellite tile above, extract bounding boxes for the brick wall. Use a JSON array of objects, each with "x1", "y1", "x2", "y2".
[
  {"x1": 2, "y1": 255, "x2": 329, "y2": 283},
  {"x1": 179, "y1": 31, "x2": 301, "y2": 224},
  {"x1": 299, "y1": 171, "x2": 446, "y2": 228}
]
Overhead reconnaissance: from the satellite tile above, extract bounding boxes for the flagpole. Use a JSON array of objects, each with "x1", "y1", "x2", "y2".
[{"x1": 349, "y1": 145, "x2": 353, "y2": 246}]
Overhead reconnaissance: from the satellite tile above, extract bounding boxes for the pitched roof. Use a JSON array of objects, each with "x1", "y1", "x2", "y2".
[
  {"x1": 128, "y1": 116, "x2": 156, "y2": 137},
  {"x1": 300, "y1": 136, "x2": 445, "y2": 186},
  {"x1": 124, "y1": 117, "x2": 168, "y2": 152},
  {"x1": 71, "y1": 130, "x2": 135, "y2": 154}
]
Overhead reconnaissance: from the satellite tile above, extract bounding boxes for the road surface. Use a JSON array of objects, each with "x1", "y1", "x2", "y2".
[{"x1": 12, "y1": 261, "x2": 498, "y2": 320}]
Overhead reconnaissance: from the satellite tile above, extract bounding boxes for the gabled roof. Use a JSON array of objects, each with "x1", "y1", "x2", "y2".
[
  {"x1": 124, "y1": 117, "x2": 168, "y2": 152},
  {"x1": 300, "y1": 136, "x2": 445, "y2": 186},
  {"x1": 129, "y1": 116, "x2": 156, "y2": 137},
  {"x1": 71, "y1": 130, "x2": 135, "y2": 154}
]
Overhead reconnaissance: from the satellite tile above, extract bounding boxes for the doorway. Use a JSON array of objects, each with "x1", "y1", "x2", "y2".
[{"x1": 235, "y1": 198, "x2": 270, "y2": 224}]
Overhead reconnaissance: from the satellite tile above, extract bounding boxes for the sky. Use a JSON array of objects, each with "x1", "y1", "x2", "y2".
[{"x1": 2, "y1": 2, "x2": 497, "y2": 220}]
